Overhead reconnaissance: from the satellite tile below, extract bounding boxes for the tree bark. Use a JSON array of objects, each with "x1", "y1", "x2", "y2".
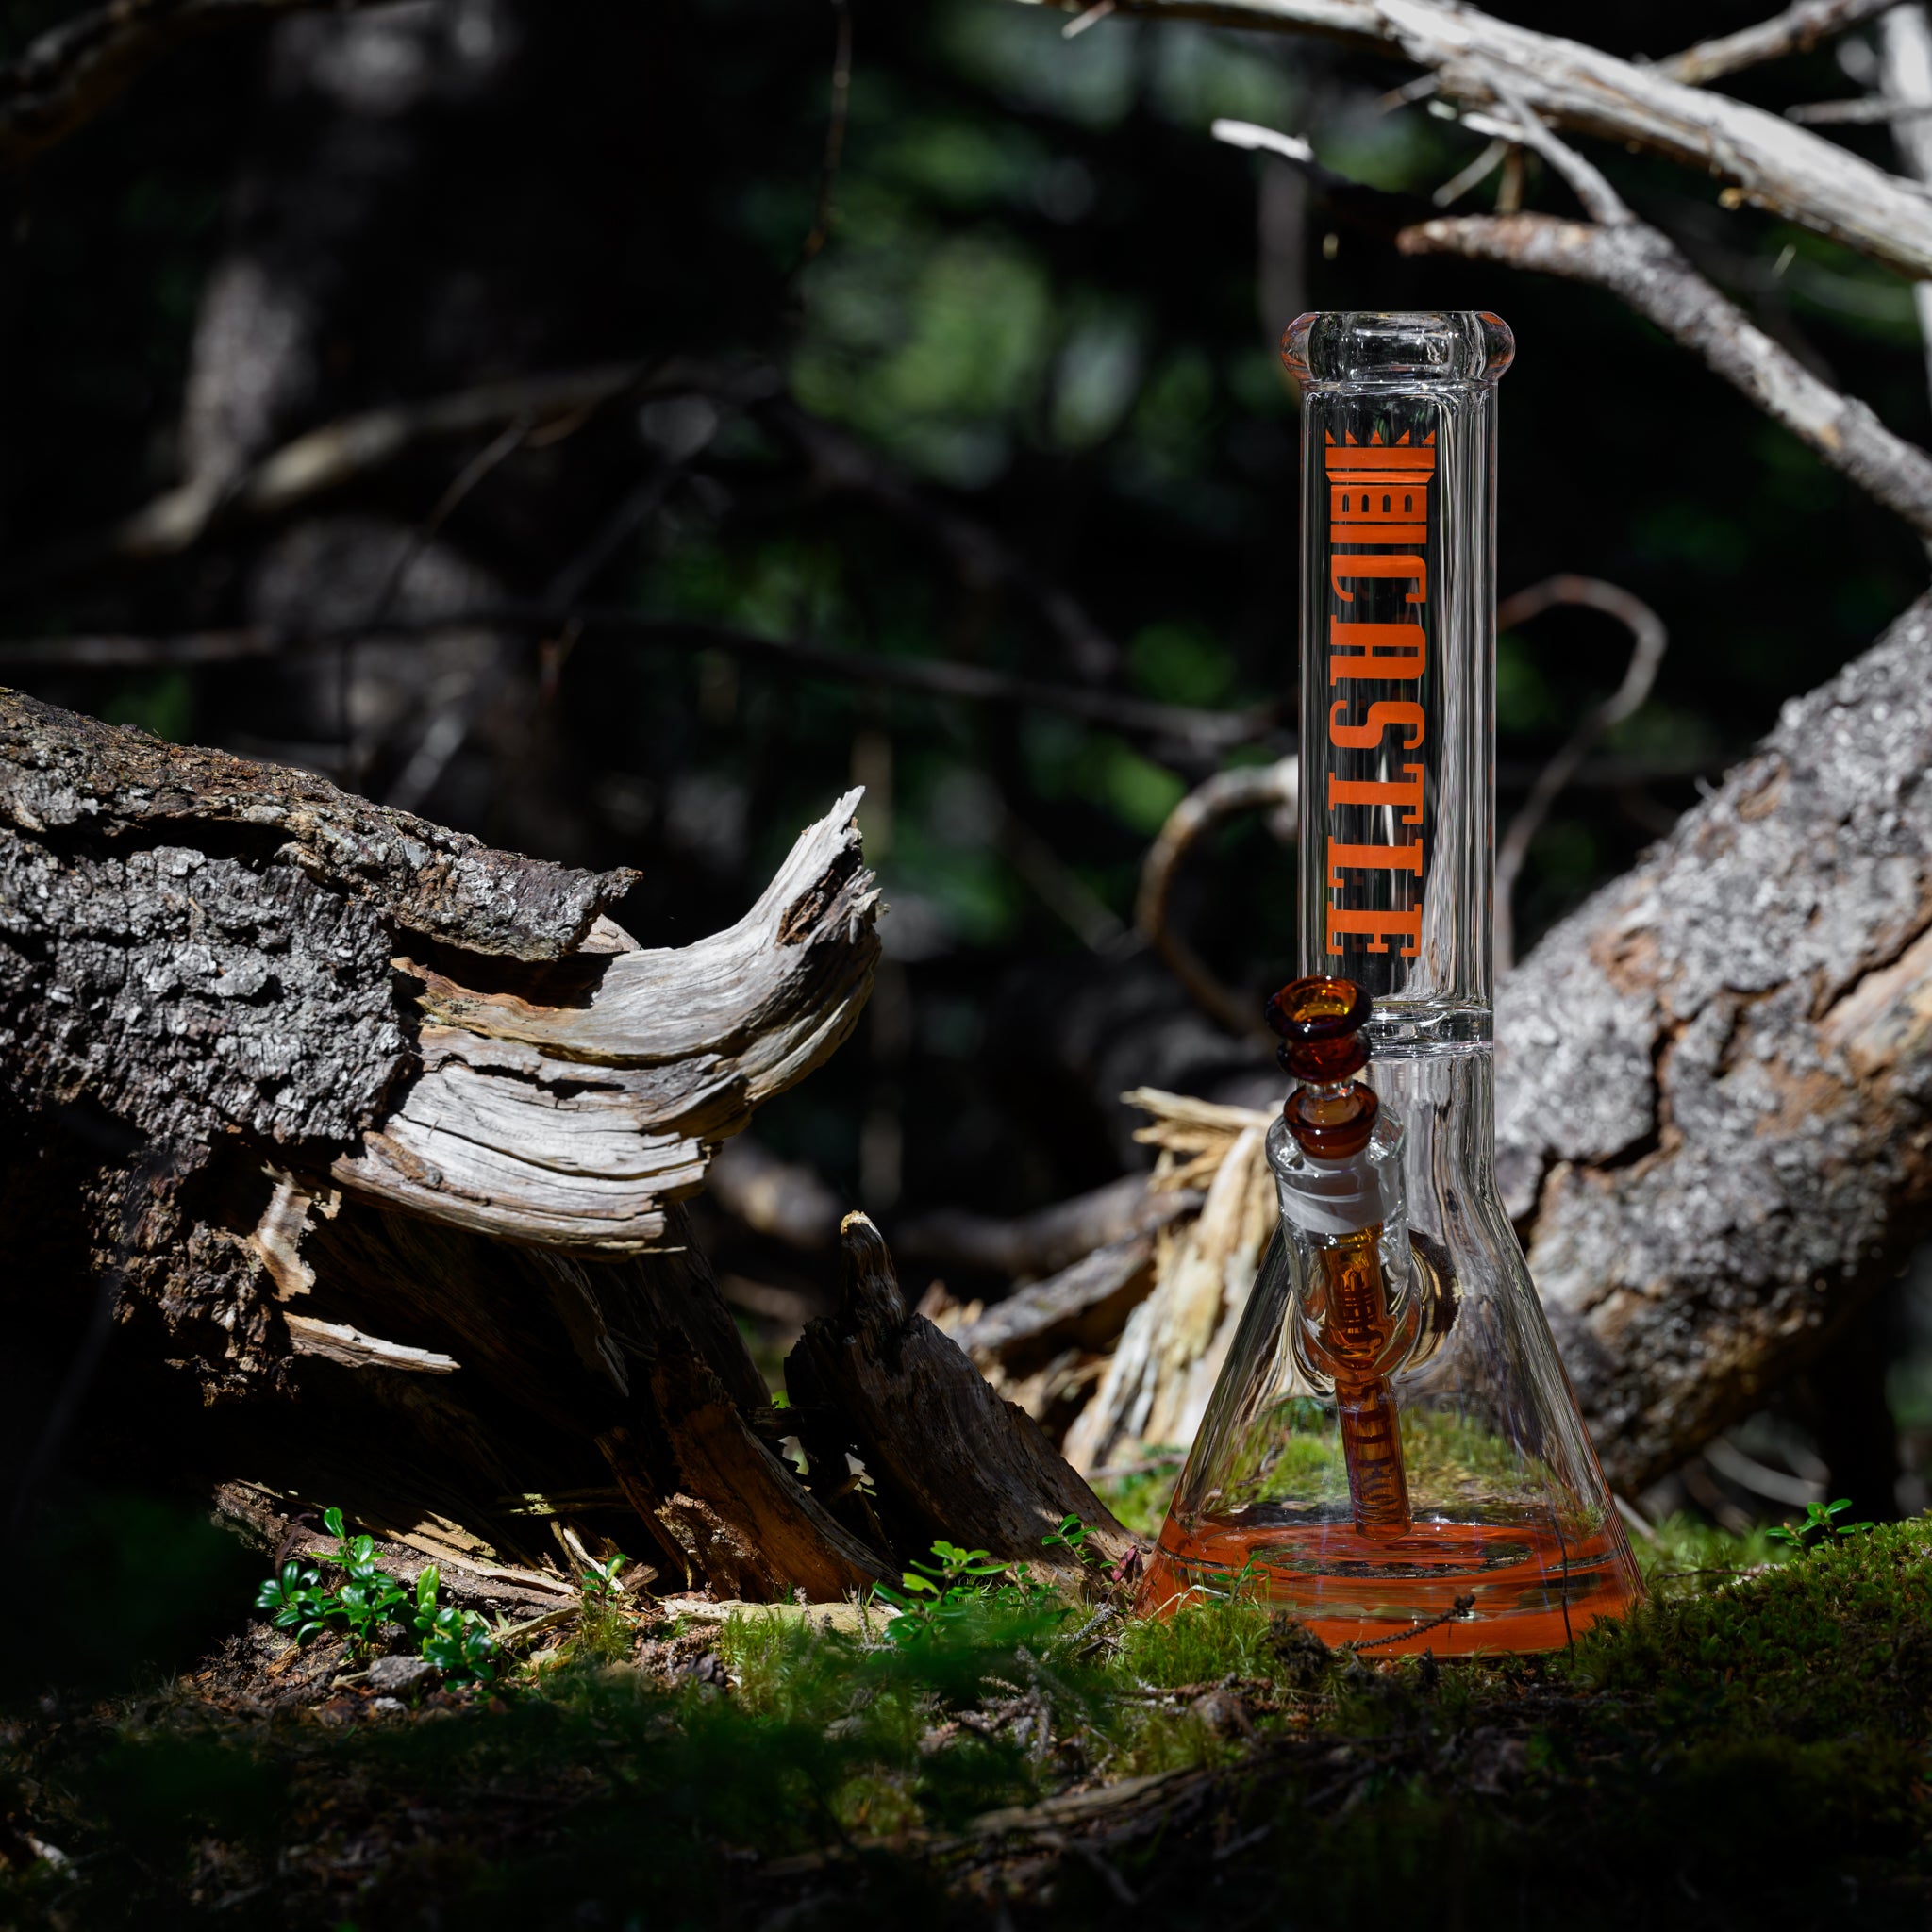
[{"x1": 1496, "y1": 591, "x2": 1932, "y2": 1492}]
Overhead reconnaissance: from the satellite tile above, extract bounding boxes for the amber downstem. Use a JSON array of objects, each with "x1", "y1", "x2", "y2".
[{"x1": 1338, "y1": 1384, "x2": 1410, "y2": 1537}]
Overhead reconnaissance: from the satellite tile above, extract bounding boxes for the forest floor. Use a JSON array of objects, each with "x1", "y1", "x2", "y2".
[{"x1": 2, "y1": 1497, "x2": 1929, "y2": 1930}]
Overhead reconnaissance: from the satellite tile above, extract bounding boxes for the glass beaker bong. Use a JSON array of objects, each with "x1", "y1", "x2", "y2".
[{"x1": 1138, "y1": 312, "x2": 1644, "y2": 1653}]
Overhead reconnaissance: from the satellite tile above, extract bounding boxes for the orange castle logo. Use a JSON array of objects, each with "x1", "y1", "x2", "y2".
[{"x1": 1323, "y1": 430, "x2": 1433, "y2": 958}]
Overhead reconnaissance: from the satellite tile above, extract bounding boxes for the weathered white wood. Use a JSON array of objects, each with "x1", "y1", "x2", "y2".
[
  {"x1": 331, "y1": 791, "x2": 878, "y2": 1249},
  {"x1": 284, "y1": 1313, "x2": 459, "y2": 1373}
]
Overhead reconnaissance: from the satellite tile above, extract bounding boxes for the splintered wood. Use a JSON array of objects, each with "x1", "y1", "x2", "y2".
[{"x1": 1061, "y1": 1090, "x2": 1274, "y2": 1476}]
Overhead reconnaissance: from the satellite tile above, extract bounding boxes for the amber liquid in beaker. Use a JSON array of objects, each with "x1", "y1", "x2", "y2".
[{"x1": 1140, "y1": 1516, "x2": 1637, "y2": 1656}]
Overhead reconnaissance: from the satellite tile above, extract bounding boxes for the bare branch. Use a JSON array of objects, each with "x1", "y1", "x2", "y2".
[
  {"x1": 1016, "y1": 0, "x2": 1932, "y2": 281},
  {"x1": 1492, "y1": 576, "x2": 1669, "y2": 972},
  {"x1": 1430, "y1": 135, "x2": 1507, "y2": 208},
  {"x1": 0, "y1": 0, "x2": 394, "y2": 165},
  {"x1": 1657, "y1": 0, "x2": 1896, "y2": 86},
  {"x1": 0, "y1": 608, "x2": 1273, "y2": 754},
  {"x1": 755, "y1": 395, "x2": 1125, "y2": 683},
  {"x1": 796, "y1": 0, "x2": 853, "y2": 275},
  {"x1": 1210, "y1": 117, "x2": 1313, "y2": 164},
  {"x1": 899, "y1": 1173, "x2": 1192, "y2": 1280},
  {"x1": 1879, "y1": 6, "x2": 1932, "y2": 414},
  {"x1": 1398, "y1": 211, "x2": 1932, "y2": 541},
  {"x1": 21, "y1": 363, "x2": 665, "y2": 581},
  {"x1": 1788, "y1": 92, "x2": 1932, "y2": 122},
  {"x1": 1471, "y1": 65, "x2": 1630, "y2": 224},
  {"x1": 13, "y1": 360, "x2": 1128, "y2": 700},
  {"x1": 1134, "y1": 757, "x2": 1297, "y2": 1038}
]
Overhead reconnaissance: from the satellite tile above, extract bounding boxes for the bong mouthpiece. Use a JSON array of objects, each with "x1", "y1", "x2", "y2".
[{"x1": 1266, "y1": 974, "x2": 1380, "y2": 1159}]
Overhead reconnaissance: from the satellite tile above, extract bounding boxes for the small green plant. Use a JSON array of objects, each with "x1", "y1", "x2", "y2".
[
  {"x1": 253, "y1": 1510, "x2": 496, "y2": 1684},
  {"x1": 569, "y1": 1548, "x2": 635, "y2": 1664},
  {"x1": 410, "y1": 1568, "x2": 498, "y2": 1687},
  {"x1": 1041, "y1": 1512, "x2": 1101, "y2": 1568},
  {"x1": 1766, "y1": 1496, "x2": 1875, "y2": 1555},
  {"x1": 254, "y1": 1558, "x2": 331, "y2": 1643},
  {"x1": 254, "y1": 1510, "x2": 408, "y2": 1658},
  {"x1": 580, "y1": 1550, "x2": 629, "y2": 1605},
  {"x1": 873, "y1": 1540, "x2": 1014, "y2": 1644},
  {"x1": 323, "y1": 1508, "x2": 408, "y2": 1656}
]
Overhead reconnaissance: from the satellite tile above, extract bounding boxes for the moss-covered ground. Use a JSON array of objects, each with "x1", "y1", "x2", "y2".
[{"x1": 2, "y1": 1499, "x2": 1929, "y2": 1928}]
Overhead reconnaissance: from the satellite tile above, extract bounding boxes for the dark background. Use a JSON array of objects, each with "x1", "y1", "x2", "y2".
[{"x1": 5, "y1": 0, "x2": 1929, "y2": 1511}]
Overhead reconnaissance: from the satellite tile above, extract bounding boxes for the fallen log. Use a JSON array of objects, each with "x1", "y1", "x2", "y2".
[
  {"x1": 0, "y1": 688, "x2": 889, "y2": 1593},
  {"x1": 1496, "y1": 591, "x2": 1932, "y2": 1491}
]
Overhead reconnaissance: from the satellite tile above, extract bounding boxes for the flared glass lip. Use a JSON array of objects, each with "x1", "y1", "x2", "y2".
[{"x1": 1281, "y1": 309, "x2": 1515, "y2": 387}]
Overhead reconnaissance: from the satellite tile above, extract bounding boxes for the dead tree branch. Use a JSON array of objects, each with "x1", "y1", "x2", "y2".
[
  {"x1": 1493, "y1": 576, "x2": 1669, "y2": 972},
  {"x1": 898, "y1": 1172, "x2": 1196, "y2": 1281},
  {"x1": 0, "y1": 0, "x2": 394, "y2": 166},
  {"x1": 756, "y1": 396, "x2": 1124, "y2": 683},
  {"x1": 1788, "y1": 92, "x2": 1932, "y2": 122},
  {"x1": 1017, "y1": 0, "x2": 1932, "y2": 281},
  {"x1": 1658, "y1": 0, "x2": 1897, "y2": 86},
  {"x1": 1135, "y1": 757, "x2": 1297, "y2": 1039},
  {"x1": 0, "y1": 686, "x2": 876, "y2": 1251},
  {"x1": 1879, "y1": 6, "x2": 1932, "y2": 411},
  {"x1": 0, "y1": 687, "x2": 898, "y2": 1595},
  {"x1": 1397, "y1": 211, "x2": 1932, "y2": 541},
  {"x1": 786, "y1": 1214, "x2": 1140, "y2": 1576},
  {"x1": 0, "y1": 610, "x2": 1270, "y2": 754}
]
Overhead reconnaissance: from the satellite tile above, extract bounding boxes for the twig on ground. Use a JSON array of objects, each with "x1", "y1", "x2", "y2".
[
  {"x1": 1135, "y1": 757, "x2": 1296, "y2": 1038},
  {"x1": 1492, "y1": 575, "x2": 1668, "y2": 972},
  {"x1": 1348, "y1": 1591, "x2": 1474, "y2": 1653}
]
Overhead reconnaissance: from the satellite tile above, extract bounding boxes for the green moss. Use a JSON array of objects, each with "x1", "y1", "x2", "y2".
[
  {"x1": 10, "y1": 1520, "x2": 1932, "y2": 1927},
  {"x1": 1114, "y1": 1593, "x2": 1275, "y2": 1689}
]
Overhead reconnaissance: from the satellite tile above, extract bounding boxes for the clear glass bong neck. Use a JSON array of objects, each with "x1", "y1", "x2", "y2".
[{"x1": 1281, "y1": 309, "x2": 1515, "y2": 1057}]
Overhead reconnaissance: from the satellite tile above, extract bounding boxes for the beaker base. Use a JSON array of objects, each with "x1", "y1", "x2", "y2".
[{"x1": 1137, "y1": 1515, "x2": 1642, "y2": 1655}]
